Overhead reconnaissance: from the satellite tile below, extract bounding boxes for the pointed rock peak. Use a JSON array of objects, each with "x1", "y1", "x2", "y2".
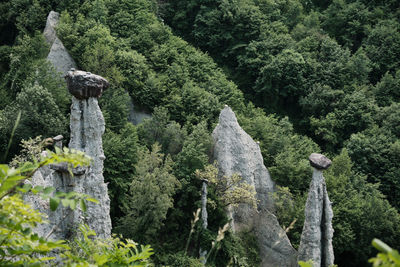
[
  {"x1": 218, "y1": 105, "x2": 239, "y2": 127},
  {"x1": 44, "y1": 11, "x2": 77, "y2": 77},
  {"x1": 44, "y1": 11, "x2": 60, "y2": 45}
]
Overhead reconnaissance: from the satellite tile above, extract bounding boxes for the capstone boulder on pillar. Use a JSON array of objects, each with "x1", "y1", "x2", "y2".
[
  {"x1": 298, "y1": 153, "x2": 334, "y2": 267},
  {"x1": 66, "y1": 70, "x2": 111, "y2": 238},
  {"x1": 25, "y1": 70, "x2": 112, "y2": 240}
]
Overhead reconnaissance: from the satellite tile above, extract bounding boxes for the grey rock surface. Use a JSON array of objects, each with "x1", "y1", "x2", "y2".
[
  {"x1": 44, "y1": 11, "x2": 77, "y2": 76},
  {"x1": 68, "y1": 96, "x2": 112, "y2": 238},
  {"x1": 309, "y1": 153, "x2": 332, "y2": 170},
  {"x1": 49, "y1": 162, "x2": 87, "y2": 175},
  {"x1": 212, "y1": 106, "x2": 297, "y2": 267},
  {"x1": 43, "y1": 11, "x2": 59, "y2": 45},
  {"x1": 25, "y1": 164, "x2": 81, "y2": 241},
  {"x1": 255, "y1": 211, "x2": 299, "y2": 267},
  {"x1": 47, "y1": 38, "x2": 77, "y2": 76},
  {"x1": 298, "y1": 163, "x2": 334, "y2": 267},
  {"x1": 65, "y1": 70, "x2": 109, "y2": 99}
]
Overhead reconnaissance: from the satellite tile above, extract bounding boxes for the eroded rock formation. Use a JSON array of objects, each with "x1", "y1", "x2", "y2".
[
  {"x1": 298, "y1": 153, "x2": 334, "y2": 267},
  {"x1": 44, "y1": 11, "x2": 76, "y2": 76},
  {"x1": 212, "y1": 106, "x2": 297, "y2": 267},
  {"x1": 26, "y1": 70, "x2": 112, "y2": 240},
  {"x1": 66, "y1": 70, "x2": 112, "y2": 238}
]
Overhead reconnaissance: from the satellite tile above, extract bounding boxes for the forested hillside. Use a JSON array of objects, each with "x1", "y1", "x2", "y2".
[{"x1": 0, "y1": 0, "x2": 399, "y2": 266}]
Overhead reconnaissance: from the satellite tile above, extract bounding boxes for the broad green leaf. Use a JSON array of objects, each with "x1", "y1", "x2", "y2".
[
  {"x1": 31, "y1": 233, "x2": 39, "y2": 241},
  {"x1": 43, "y1": 187, "x2": 55, "y2": 195},
  {"x1": 50, "y1": 197, "x2": 60, "y2": 211},
  {"x1": 31, "y1": 186, "x2": 44, "y2": 194},
  {"x1": 17, "y1": 184, "x2": 33, "y2": 193},
  {"x1": 70, "y1": 200, "x2": 77, "y2": 210},
  {"x1": 80, "y1": 199, "x2": 87, "y2": 212},
  {"x1": 61, "y1": 198, "x2": 70, "y2": 207},
  {"x1": 372, "y1": 238, "x2": 393, "y2": 253}
]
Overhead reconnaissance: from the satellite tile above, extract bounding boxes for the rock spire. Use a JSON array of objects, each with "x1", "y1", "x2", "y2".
[
  {"x1": 66, "y1": 69, "x2": 112, "y2": 238},
  {"x1": 212, "y1": 106, "x2": 297, "y2": 267},
  {"x1": 44, "y1": 11, "x2": 76, "y2": 76},
  {"x1": 26, "y1": 70, "x2": 112, "y2": 240},
  {"x1": 298, "y1": 153, "x2": 334, "y2": 267}
]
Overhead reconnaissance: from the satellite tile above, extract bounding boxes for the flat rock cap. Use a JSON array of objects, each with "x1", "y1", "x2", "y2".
[
  {"x1": 309, "y1": 153, "x2": 332, "y2": 170},
  {"x1": 65, "y1": 69, "x2": 109, "y2": 99},
  {"x1": 52, "y1": 135, "x2": 63, "y2": 141}
]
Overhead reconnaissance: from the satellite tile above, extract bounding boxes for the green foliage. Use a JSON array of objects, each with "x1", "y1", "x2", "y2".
[
  {"x1": 100, "y1": 87, "x2": 130, "y2": 133},
  {"x1": 364, "y1": 19, "x2": 400, "y2": 83},
  {"x1": 298, "y1": 260, "x2": 314, "y2": 267},
  {"x1": 255, "y1": 48, "x2": 307, "y2": 112},
  {"x1": 237, "y1": 105, "x2": 319, "y2": 194},
  {"x1": 0, "y1": 33, "x2": 49, "y2": 97},
  {"x1": 116, "y1": 144, "x2": 180, "y2": 244},
  {"x1": 324, "y1": 150, "x2": 400, "y2": 266},
  {"x1": 115, "y1": 49, "x2": 151, "y2": 100},
  {"x1": 160, "y1": 252, "x2": 203, "y2": 267},
  {"x1": 195, "y1": 164, "x2": 257, "y2": 209},
  {"x1": 273, "y1": 186, "x2": 306, "y2": 248},
  {"x1": 311, "y1": 88, "x2": 377, "y2": 151},
  {"x1": 192, "y1": 0, "x2": 265, "y2": 61},
  {"x1": 370, "y1": 239, "x2": 400, "y2": 267},
  {"x1": 0, "y1": 0, "x2": 54, "y2": 41},
  {"x1": 137, "y1": 107, "x2": 187, "y2": 157},
  {"x1": 0, "y1": 146, "x2": 91, "y2": 265},
  {"x1": 373, "y1": 71, "x2": 400, "y2": 106},
  {"x1": 345, "y1": 126, "x2": 400, "y2": 209},
  {"x1": 214, "y1": 230, "x2": 261, "y2": 267},
  {"x1": 0, "y1": 83, "x2": 67, "y2": 161},
  {"x1": 0, "y1": 194, "x2": 69, "y2": 265},
  {"x1": 103, "y1": 123, "x2": 139, "y2": 221},
  {"x1": 321, "y1": 0, "x2": 371, "y2": 50},
  {"x1": 175, "y1": 121, "x2": 213, "y2": 179},
  {"x1": 10, "y1": 136, "x2": 46, "y2": 167},
  {"x1": 62, "y1": 224, "x2": 154, "y2": 266}
]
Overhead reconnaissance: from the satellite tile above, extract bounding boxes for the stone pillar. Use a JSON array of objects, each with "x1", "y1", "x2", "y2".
[
  {"x1": 199, "y1": 179, "x2": 208, "y2": 263},
  {"x1": 65, "y1": 69, "x2": 112, "y2": 238},
  {"x1": 298, "y1": 153, "x2": 334, "y2": 267}
]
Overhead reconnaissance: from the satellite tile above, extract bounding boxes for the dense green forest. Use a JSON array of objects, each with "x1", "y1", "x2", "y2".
[{"x1": 0, "y1": 0, "x2": 399, "y2": 266}]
